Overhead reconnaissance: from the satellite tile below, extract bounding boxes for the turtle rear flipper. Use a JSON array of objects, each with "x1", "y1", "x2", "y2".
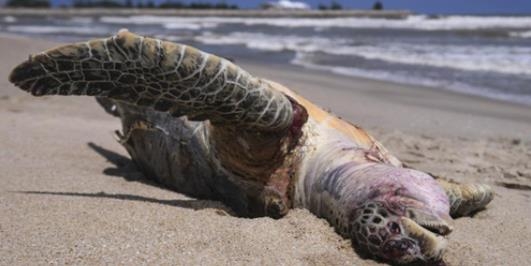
[
  {"x1": 436, "y1": 179, "x2": 494, "y2": 217},
  {"x1": 9, "y1": 30, "x2": 293, "y2": 132}
]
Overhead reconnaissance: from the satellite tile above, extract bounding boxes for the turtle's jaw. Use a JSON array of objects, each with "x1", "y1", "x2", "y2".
[
  {"x1": 375, "y1": 216, "x2": 448, "y2": 264},
  {"x1": 417, "y1": 219, "x2": 452, "y2": 236},
  {"x1": 398, "y1": 217, "x2": 448, "y2": 262},
  {"x1": 407, "y1": 207, "x2": 453, "y2": 236},
  {"x1": 382, "y1": 205, "x2": 451, "y2": 263}
]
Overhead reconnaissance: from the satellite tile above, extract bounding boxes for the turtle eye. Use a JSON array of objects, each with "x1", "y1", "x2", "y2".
[{"x1": 388, "y1": 221, "x2": 401, "y2": 234}]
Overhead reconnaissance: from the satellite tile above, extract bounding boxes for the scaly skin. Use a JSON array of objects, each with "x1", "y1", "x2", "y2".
[
  {"x1": 436, "y1": 179, "x2": 494, "y2": 217},
  {"x1": 9, "y1": 29, "x2": 293, "y2": 131},
  {"x1": 9, "y1": 31, "x2": 494, "y2": 264}
]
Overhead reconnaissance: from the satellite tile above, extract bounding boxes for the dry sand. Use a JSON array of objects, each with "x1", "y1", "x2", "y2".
[{"x1": 0, "y1": 35, "x2": 530, "y2": 265}]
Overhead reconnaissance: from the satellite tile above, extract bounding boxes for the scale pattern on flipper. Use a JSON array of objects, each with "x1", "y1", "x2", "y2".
[
  {"x1": 9, "y1": 30, "x2": 293, "y2": 131},
  {"x1": 436, "y1": 179, "x2": 494, "y2": 217}
]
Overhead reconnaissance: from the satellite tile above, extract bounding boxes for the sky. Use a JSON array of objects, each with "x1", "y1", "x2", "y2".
[{"x1": 35, "y1": 0, "x2": 531, "y2": 15}]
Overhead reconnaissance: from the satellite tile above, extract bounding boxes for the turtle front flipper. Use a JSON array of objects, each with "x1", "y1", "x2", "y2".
[
  {"x1": 9, "y1": 30, "x2": 307, "y2": 219},
  {"x1": 9, "y1": 29, "x2": 293, "y2": 132},
  {"x1": 436, "y1": 179, "x2": 494, "y2": 217}
]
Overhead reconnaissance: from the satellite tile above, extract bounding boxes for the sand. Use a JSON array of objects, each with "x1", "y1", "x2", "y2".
[{"x1": 0, "y1": 34, "x2": 530, "y2": 265}]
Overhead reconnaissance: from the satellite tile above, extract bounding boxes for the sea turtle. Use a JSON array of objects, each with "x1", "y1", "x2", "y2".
[{"x1": 9, "y1": 30, "x2": 493, "y2": 265}]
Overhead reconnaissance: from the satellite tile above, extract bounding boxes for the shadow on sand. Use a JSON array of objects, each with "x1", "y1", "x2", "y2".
[
  {"x1": 14, "y1": 142, "x2": 232, "y2": 215},
  {"x1": 15, "y1": 190, "x2": 228, "y2": 213},
  {"x1": 87, "y1": 142, "x2": 166, "y2": 189}
]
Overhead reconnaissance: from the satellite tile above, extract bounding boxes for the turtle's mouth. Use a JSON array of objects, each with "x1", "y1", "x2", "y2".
[
  {"x1": 418, "y1": 221, "x2": 452, "y2": 236},
  {"x1": 407, "y1": 208, "x2": 453, "y2": 236},
  {"x1": 400, "y1": 217, "x2": 448, "y2": 262}
]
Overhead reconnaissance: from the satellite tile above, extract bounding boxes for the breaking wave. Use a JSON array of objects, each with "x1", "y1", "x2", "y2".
[
  {"x1": 195, "y1": 32, "x2": 531, "y2": 76},
  {"x1": 292, "y1": 52, "x2": 531, "y2": 105},
  {"x1": 509, "y1": 30, "x2": 531, "y2": 38},
  {"x1": 100, "y1": 15, "x2": 531, "y2": 30},
  {"x1": 3, "y1": 16, "x2": 16, "y2": 23},
  {"x1": 6, "y1": 25, "x2": 108, "y2": 35}
]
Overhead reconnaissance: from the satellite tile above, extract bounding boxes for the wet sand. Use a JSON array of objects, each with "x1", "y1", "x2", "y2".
[{"x1": 0, "y1": 35, "x2": 530, "y2": 265}]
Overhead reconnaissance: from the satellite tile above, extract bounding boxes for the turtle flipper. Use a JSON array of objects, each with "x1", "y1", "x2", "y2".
[
  {"x1": 95, "y1": 97, "x2": 119, "y2": 117},
  {"x1": 436, "y1": 179, "x2": 494, "y2": 217},
  {"x1": 9, "y1": 30, "x2": 306, "y2": 219},
  {"x1": 9, "y1": 30, "x2": 293, "y2": 132}
]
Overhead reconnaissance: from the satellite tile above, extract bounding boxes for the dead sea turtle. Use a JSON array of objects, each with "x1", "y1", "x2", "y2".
[{"x1": 9, "y1": 30, "x2": 493, "y2": 264}]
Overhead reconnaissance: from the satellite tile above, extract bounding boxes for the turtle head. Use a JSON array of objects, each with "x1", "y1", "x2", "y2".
[
  {"x1": 352, "y1": 201, "x2": 451, "y2": 264},
  {"x1": 345, "y1": 165, "x2": 452, "y2": 264}
]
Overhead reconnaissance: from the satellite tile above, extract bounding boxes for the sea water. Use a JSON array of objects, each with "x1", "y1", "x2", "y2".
[{"x1": 2, "y1": 14, "x2": 531, "y2": 106}]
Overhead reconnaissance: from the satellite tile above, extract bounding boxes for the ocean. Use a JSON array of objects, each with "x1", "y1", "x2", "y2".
[{"x1": 2, "y1": 14, "x2": 531, "y2": 106}]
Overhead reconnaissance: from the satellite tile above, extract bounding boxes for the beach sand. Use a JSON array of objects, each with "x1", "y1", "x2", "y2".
[{"x1": 0, "y1": 35, "x2": 530, "y2": 265}]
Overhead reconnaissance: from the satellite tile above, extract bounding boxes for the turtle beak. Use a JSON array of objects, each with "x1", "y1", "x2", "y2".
[
  {"x1": 407, "y1": 208, "x2": 453, "y2": 236},
  {"x1": 400, "y1": 216, "x2": 448, "y2": 261}
]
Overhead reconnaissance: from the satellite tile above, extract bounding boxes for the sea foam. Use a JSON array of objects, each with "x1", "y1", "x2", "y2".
[
  {"x1": 101, "y1": 15, "x2": 531, "y2": 30},
  {"x1": 292, "y1": 52, "x2": 531, "y2": 106},
  {"x1": 6, "y1": 25, "x2": 108, "y2": 35},
  {"x1": 195, "y1": 32, "x2": 531, "y2": 76},
  {"x1": 510, "y1": 30, "x2": 531, "y2": 38}
]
